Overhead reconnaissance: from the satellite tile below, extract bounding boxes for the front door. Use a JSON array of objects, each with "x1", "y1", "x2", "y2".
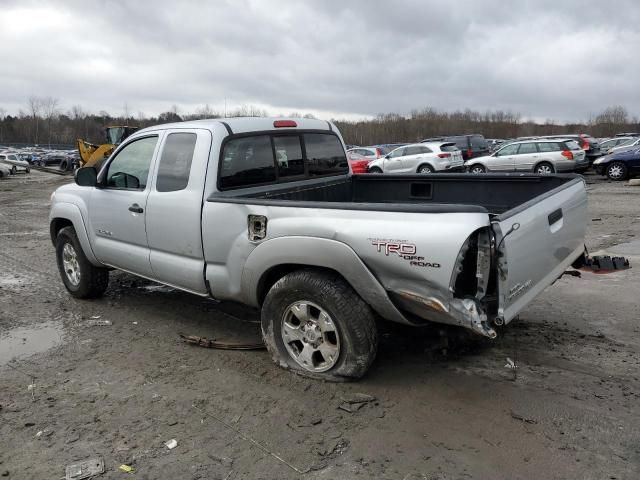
[
  {"x1": 489, "y1": 143, "x2": 518, "y2": 171},
  {"x1": 88, "y1": 135, "x2": 161, "y2": 277},
  {"x1": 384, "y1": 147, "x2": 407, "y2": 173}
]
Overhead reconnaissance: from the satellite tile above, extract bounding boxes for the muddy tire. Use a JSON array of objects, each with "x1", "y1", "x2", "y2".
[
  {"x1": 56, "y1": 226, "x2": 109, "y2": 298},
  {"x1": 261, "y1": 269, "x2": 378, "y2": 381}
]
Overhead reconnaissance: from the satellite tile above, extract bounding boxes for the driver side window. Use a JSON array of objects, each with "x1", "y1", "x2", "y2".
[{"x1": 106, "y1": 136, "x2": 158, "y2": 189}]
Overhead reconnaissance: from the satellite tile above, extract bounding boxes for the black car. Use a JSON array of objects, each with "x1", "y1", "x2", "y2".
[
  {"x1": 538, "y1": 134, "x2": 601, "y2": 164},
  {"x1": 421, "y1": 134, "x2": 489, "y2": 160}
]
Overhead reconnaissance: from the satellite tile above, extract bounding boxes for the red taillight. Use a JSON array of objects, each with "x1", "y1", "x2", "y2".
[
  {"x1": 273, "y1": 120, "x2": 297, "y2": 128},
  {"x1": 438, "y1": 153, "x2": 451, "y2": 158},
  {"x1": 376, "y1": 148, "x2": 383, "y2": 157},
  {"x1": 467, "y1": 148, "x2": 473, "y2": 158},
  {"x1": 580, "y1": 137, "x2": 589, "y2": 150},
  {"x1": 561, "y1": 150, "x2": 574, "y2": 160}
]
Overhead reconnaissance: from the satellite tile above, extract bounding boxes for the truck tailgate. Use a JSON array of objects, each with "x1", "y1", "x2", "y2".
[{"x1": 495, "y1": 177, "x2": 588, "y2": 323}]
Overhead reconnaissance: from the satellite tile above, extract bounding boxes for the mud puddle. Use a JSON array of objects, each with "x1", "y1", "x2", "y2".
[{"x1": 0, "y1": 321, "x2": 64, "y2": 366}]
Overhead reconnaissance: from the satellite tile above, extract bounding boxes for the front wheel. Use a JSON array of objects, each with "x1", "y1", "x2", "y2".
[
  {"x1": 368, "y1": 167, "x2": 382, "y2": 174},
  {"x1": 469, "y1": 164, "x2": 485, "y2": 174},
  {"x1": 56, "y1": 226, "x2": 109, "y2": 298},
  {"x1": 11, "y1": 166, "x2": 17, "y2": 175},
  {"x1": 535, "y1": 162, "x2": 554, "y2": 174},
  {"x1": 25, "y1": 167, "x2": 30, "y2": 174},
  {"x1": 261, "y1": 269, "x2": 378, "y2": 381},
  {"x1": 606, "y1": 161, "x2": 627, "y2": 181}
]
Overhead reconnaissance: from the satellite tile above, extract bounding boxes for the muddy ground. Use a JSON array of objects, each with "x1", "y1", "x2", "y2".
[{"x1": 0, "y1": 171, "x2": 639, "y2": 480}]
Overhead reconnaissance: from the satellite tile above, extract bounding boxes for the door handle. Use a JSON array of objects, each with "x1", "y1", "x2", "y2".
[{"x1": 128, "y1": 204, "x2": 144, "y2": 213}]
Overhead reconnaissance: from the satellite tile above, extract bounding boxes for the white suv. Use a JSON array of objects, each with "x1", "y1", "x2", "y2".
[{"x1": 367, "y1": 142, "x2": 464, "y2": 174}]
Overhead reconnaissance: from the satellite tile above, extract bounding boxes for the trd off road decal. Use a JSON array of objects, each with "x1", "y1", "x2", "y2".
[{"x1": 369, "y1": 239, "x2": 440, "y2": 268}]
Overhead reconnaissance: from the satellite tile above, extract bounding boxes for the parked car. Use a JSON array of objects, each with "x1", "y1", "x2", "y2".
[
  {"x1": 593, "y1": 147, "x2": 640, "y2": 181},
  {"x1": 0, "y1": 152, "x2": 31, "y2": 174},
  {"x1": 346, "y1": 146, "x2": 393, "y2": 174},
  {"x1": 465, "y1": 139, "x2": 587, "y2": 174},
  {"x1": 609, "y1": 136, "x2": 640, "y2": 155},
  {"x1": 0, "y1": 162, "x2": 10, "y2": 178},
  {"x1": 49, "y1": 116, "x2": 591, "y2": 380},
  {"x1": 537, "y1": 134, "x2": 601, "y2": 164},
  {"x1": 367, "y1": 142, "x2": 464, "y2": 174},
  {"x1": 421, "y1": 134, "x2": 489, "y2": 160},
  {"x1": 599, "y1": 137, "x2": 635, "y2": 156},
  {"x1": 615, "y1": 132, "x2": 640, "y2": 137},
  {"x1": 37, "y1": 152, "x2": 68, "y2": 168},
  {"x1": 346, "y1": 151, "x2": 370, "y2": 174}
]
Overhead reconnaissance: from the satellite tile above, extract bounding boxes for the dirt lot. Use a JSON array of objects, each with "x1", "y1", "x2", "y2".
[{"x1": 1, "y1": 171, "x2": 639, "y2": 480}]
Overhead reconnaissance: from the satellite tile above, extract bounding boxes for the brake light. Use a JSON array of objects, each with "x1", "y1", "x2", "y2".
[
  {"x1": 561, "y1": 150, "x2": 574, "y2": 160},
  {"x1": 580, "y1": 138, "x2": 589, "y2": 150},
  {"x1": 438, "y1": 153, "x2": 451, "y2": 158},
  {"x1": 467, "y1": 148, "x2": 473, "y2": 158},
  {"x1": 273, "y1": 120, "x2": 297, "y2": 128},
  {"x1": 376, "y1": 148, "x2": 383, "y2": 157}
]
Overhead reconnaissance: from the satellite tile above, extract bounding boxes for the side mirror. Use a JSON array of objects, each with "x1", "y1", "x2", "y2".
[
  {"x1": 384, "y1": 154, "x2": 390, "y2": 159},
  {"x1": 75, "y1": 167, "x2": 97, "y2": 187}
]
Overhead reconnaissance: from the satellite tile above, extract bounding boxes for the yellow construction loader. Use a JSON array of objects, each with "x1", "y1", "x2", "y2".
[{"x1": 76, "y1": 126, "x2": 138, "y2": 169}]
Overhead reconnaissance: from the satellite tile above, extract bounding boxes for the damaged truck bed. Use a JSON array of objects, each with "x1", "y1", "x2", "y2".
[{"x1": 50, "y1": 117, "x2": 599, "y2": 379}]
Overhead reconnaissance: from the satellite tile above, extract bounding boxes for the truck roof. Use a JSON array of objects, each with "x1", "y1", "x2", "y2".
[{"x1": 137, "y1": 117, "x2": 334, "y2": 135}]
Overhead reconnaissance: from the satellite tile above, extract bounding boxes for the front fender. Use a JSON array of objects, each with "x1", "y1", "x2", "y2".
[
  {"x1": 241, "y1": 236, "x2": 410, "y2": 324},
  {"x1": 49, "y1": 202, "x2": 101, "y2": 266}
]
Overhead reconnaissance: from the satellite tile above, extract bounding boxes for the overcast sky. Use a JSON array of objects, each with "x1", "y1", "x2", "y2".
[{"x1": 1, "y1": 0, "x2": 639, "y2": 122}]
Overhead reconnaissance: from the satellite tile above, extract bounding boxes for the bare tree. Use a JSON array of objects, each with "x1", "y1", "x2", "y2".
[
  {"x1": 42, "y1": 96, "x2": 60, "y2": 146},
  {"x1": 27, "y1": 96, "x2": 43, "y2": 143}
]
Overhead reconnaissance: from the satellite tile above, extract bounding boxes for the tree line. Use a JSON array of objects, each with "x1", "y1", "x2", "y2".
[{"x1": 0, "y1": 97, "x2": 637, "y2": 148}]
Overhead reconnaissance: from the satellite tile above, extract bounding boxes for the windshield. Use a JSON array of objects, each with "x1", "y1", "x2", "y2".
[{"x1": 107, "y1": 127, "x2": 126, "y2": 144}]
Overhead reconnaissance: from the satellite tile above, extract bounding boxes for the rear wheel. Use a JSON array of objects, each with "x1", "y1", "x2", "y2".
[
  {"x1": 606, "y1": 161, "x2": 627, "y2": 181},
  {"x1": 469, "y1": 164, "x2": 485, "y2": 174},
  {"x1": 25, "y1": 167, "x2": 30, "y2": 174},
  {"x1": 535, "y1": 162, "x2": 554, "y2": 174},
  {"x1": 261, "y1": 269, "x2": 378, "y2": 381},
  {"x1": 60, "y1": 160, "x2": 69, "y2": 171},
  {"x1": 368, "y1": 167, "x2": 382, "y2": 174},
  {"x1": 11, "y1": 166, "x2": 17, "y2": 175},
  {"x1": 418, "y1": 165, "x2": 433, "y2": 174},
  {"x1": 56, "y1": 226, "x2": 109, "y2": 298}
]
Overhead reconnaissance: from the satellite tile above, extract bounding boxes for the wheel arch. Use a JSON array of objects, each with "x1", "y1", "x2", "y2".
[
  {"x1": 416, "y1": 162, "x2": 435, "y2": 173},
  {"x1": 243, "y1": 236, "x2": 410, "y2": 324},
  {"x1": 49, "y1": 202, "x2": 101, "y2": 266}
]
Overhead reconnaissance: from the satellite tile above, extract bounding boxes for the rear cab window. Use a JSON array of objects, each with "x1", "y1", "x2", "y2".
[
  {"x1": 156, "y1": 133, "x2": 197, "y2": 192},
  {"x1": 219, "y1": 132, "x2": 347, "y2": 190}
]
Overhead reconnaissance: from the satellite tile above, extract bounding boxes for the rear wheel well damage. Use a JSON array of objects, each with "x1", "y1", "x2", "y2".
[
  {"x1": 257, "y1": 264, "x2": 350, "y2": 306},
  {"x1": 50, "y1": 218, "x2": 74, "y2": 245}
]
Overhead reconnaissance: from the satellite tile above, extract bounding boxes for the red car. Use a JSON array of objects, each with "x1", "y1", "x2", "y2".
[{"x1": 347, "y1": 146, "x2": 390, "y2": 173}]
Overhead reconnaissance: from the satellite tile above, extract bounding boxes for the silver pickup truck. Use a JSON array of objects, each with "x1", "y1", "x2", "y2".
[{"x1": 50, "y1": 117, "x2": 590, "y2": 380}]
